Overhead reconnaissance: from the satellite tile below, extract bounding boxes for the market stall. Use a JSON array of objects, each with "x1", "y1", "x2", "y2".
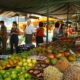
[{"x1": 0, "y1": 0, "x2": 80, "y2": 80}]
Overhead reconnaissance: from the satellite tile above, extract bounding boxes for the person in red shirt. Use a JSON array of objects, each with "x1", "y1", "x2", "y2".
[
  {"x1": 36, "y1": 22, "x2": 44, "y2": 47},
  {"x1": 67, "y1": 24, "x2": 74, "y2": 36}
]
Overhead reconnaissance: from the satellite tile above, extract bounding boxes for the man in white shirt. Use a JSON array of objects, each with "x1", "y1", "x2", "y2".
[{"x1": 25, "y1": 20, "x2": 35, "y2": 46}]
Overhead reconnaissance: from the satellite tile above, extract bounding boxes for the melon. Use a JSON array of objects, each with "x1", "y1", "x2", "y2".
[
  {"x1": 55, "y1": 57, "x2": 70, "y2": 72},
  {"x1": 63, "y1": 64, "x2": 80, "y2": 80}
]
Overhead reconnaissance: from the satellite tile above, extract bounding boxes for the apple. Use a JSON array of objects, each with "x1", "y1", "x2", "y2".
[
  {"x1": 19, "y1": 75, "x2": 25, "y2": 80},
  {"x1": 16, "y1": 66, "x2": 21, "y2": 70},
  {"x1": 21, "y1": 67, "x2": 26, "y2": 71},
  {"x1": 22, "y1": 59, "x2": 27, "y2": 62},
  {"x1": 24, "y1": 66, "x2": 30, "y2": 70},
  {"x1": 11, "y1": 73, "x2": 17, "y2": 79},
  {"x1": 25, "y1": 74, "x2": 32, "y2": 80},
  {"x1": 27, "y1": 59, "x2": 32, "y2": 63},
  {"x1": 32, "y1": 59, "x2": 37, "y2": 64},
  {"x1": 51, "y1": 58, "x2": 58, "y2": 65},
  {"x1": 3, "y1": 72, "x2": 10, "y2": 78},
  {"x1": 28, "y1": 63, "x2": 33, "y2": 67},
  {"x1": 45, "y1": 59, "x2": 50, "y2": 63},
  {"x1": 4, "y1": 77, "x2": 11, "y2": 80},
  {"x1": 0, "y1": 70, "x2": 5, "y2": 74},
  {"x1": 56, "y1": 53, "x2": 64, "y2": 59},
  {"x1": 48, "y1": 53, "x2": 55, "y2": 59},
  {"x1": 23, "y1": 63, "x2": 27, "y2": 66},
  {"x1": 11, "y1": 71, "x2": 17, "y2": 78},
  {"x1": 18, "y1": 62, "x2": 23, "y2": 66},
  {"x1": 47, "y1": 50, "x2": 52, "y2": 53},
  {"x1": 64, "y1": 52, "x2": 70, "y2": 57},
  {"x1": 60, "y1": 52, "x2": 65, "y2": 56},
  {"x1": 24, "y1": 73, "x2": 29, "y2": 78}
]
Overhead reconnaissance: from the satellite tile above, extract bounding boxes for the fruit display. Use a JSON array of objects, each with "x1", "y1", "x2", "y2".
[
  {"x1": 0, "y1": 55, "x2": 38, "y2": 80},
  {"x1": 0, "y1": 37, "x2": 80, "y2": 80}
]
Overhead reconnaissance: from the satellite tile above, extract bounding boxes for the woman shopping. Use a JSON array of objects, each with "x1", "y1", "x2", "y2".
[
  {"x1": 10, "y1": 21, "x2": 19, "y2": 54},
  {"x1": 36, "y1": 22, "x2": 44, "y2": 47},
  {"x1": 52, "y1": 22, "x2": 60, "y2": 42}
]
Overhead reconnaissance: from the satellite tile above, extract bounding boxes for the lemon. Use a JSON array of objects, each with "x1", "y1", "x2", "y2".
[{"x1": 32, "y1": 59, "x2": 37, "y2": 64}]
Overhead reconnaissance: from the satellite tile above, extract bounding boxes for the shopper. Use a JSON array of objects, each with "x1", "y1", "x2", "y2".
[
  {"x1": 24, "y1": 20, "x2": 35, "y2": 46},
  {"x1": 52, "y1": 22, "x2": 60, "y2": 42},
  {"x1": 59, "y1": 23, "x2": 64, "y2": 36},
  {"x1": 0, "y1": 23, "x2": 2, "y2": 48},
  {"x1": 67, "y1": 24, "x2": 74, "y2": 36},
  {"x1": 36, "y1": 22, "x2": 44, "y2": 47},
  {"x1": 10, "y1": 21, "x2": 19, "y2": 54},
  {"x1": 0, "y1": 21, "x2": 7, "y2": 54}
]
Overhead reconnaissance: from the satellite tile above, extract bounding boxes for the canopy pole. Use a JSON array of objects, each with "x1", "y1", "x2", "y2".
[
  {"x1": 67, "y1": 3, "x2": 69, "y2": 27},
  {"x1": 75, "y1": 13, "x2": 78, "y2": 31},
  {"x1": 46, "y1": 0, "x2": 49, "y2": 47},
  {"x1": 17, "y1": 15, "x2": 19, "y2": 27},
  {"x1": 66, "y1": 3, "x2": 69, "y2": 37},
  {"x1": 66, "y1": 12, "x2": 69, "y2": 38},
  {"x1": 67, "y1": 13, "x2": 69, "y2": 27}
]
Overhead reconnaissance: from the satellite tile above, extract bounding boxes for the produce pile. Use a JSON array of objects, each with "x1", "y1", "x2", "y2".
[
  {"x1": 0, "y1": 38, "x2": 80, "y2": 80},
  {"x1": 44, "y1": 66, "x2": 63, "y2": 80},
  {"x1": 43, "y1": 59, "x2": 80, "y2": 80},
  {"x1": 0, "y1": 54, "x2": 38, "y2": 80}
]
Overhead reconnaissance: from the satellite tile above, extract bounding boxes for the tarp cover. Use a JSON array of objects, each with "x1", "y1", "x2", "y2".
[{"x1": 0, "y1": 0, "x2": 80, "y2": 19}]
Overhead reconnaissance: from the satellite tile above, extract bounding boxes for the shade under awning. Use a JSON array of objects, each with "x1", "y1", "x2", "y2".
[{"x1": 0, "y1": 0, "x2": 79, "y2": 19}]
